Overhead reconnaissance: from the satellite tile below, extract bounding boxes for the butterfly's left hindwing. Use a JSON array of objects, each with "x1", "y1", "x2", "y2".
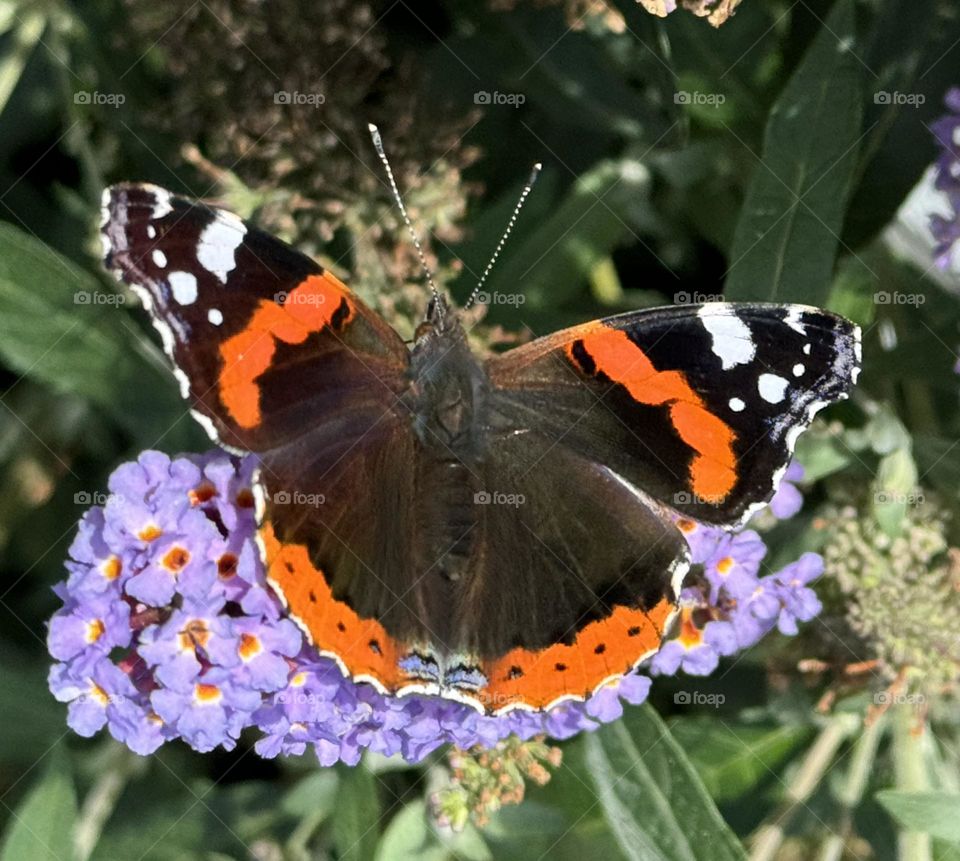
[{"x1": 487, "y1": 303, "x2": 860, "y2": 526}]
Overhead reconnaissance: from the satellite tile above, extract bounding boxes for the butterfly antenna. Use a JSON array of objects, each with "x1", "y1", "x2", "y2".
[
  {"x1": 368, "y1": 123, "x2": 442, "y2": 316},
  {"x1": 465, "y1": 162, "x2": 541, "y2": 310}
]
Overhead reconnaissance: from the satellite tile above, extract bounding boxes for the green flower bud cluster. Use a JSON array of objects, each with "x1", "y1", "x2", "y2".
[
  {"x1": 822, "y1": 494, "x2": 960, "y2": 695},
  {"x1": 432, "y1": 736, "x2": 562, "y2": 831}
]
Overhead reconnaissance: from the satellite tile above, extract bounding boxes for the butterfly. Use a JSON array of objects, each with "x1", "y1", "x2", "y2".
[{"x1": 101, "y1": 169, "x2": 860, "y2": 715}]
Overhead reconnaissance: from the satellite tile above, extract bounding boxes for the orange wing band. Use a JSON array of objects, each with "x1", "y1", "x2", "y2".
[
  {"x1": 260, "y1": 522, "x2": 407, "y2": 690},
  {"x1": 568, "y1": 326, "x2": 737, "y2": 502},
  {"x1": 219, "y1": 274, "x2": 355, "y2": 428},
  {"x1": 262, "y1": 521, "x2": 674, "y2": 713},
  {"x1": 479, "y1": 599, "x2": 673, "y2": 711}
]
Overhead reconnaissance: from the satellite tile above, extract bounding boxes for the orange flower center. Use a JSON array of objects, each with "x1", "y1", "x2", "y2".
[
  {"x1": 89, "y1": 682, "x2": 110, "y2": 705},
  {"x1": 238, "y1": 632, "x2": 262, "y2": 661},
  {"x1": 677, "y1": 608, "x2": 704, "y2": 648},
  {"x1": 194, "y1": 683, "x2": 222, "y2": 705},
  {"x1": 162, "y1": 546, "x2": 190, "y2": 572},
  {"x1": 217, "y1": 553, "x2": 238, "y2": 579},
  {"x1": 138, "y1": 524, "x2": 162, "y2": 542},
  {"x1": 100, "y1": 555, "x2": 122, "y2": 581},
  {"x1": 179, "y1": 619, "x2": 211, "y2": 650},
  {"x1": 188, "y1": 482, "x2": 217, "y2": 505}
]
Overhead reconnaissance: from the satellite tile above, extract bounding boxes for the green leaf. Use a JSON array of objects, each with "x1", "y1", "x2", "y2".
[
  {"x1": 915, "y1": 435, "x2": 960, "y2": 501},
  {"x1": 375, "y1": 801, "x2": 490, "y2": 861},
  {"x1": 845, "y1": 1, "x2": 960, "y2": 245},
  {"x1": 0, "y1": 645, "x2": 65, "y2": 765},
  {"x1": 877, "y1": 791, "x2": 960, "y2": 844},
  {"x1": 724, "y1": 0, "x2": 863, "y2": 306},
  {"x1": 793, "y1": 430, "x2": 852, "y2": 484},
  {"x1": 0, "y1": 11, "x2": 44, "y2": 118},
  {"x1": 0, "y1": 748, "x2": 77, "y2": 861},
  {"x1": 583, "y1": 704, "x2": 746, "y2": 861},
  {"x1": 0, "y1": 223, "x2": 197, "y2": 448},
  {"x1": 281, "y1": 770, "x2": 339, "y2": 819},
  {"x1": 482, "y1": 159, "x2": 652, "y2": 313},
  {"x1": 871, "y1": 447, "x2": 918, "y2": 538},
  {"x1": 331, "y1": 764, "x2": 380, "y2": 861},
  {"x1": 669, "y1": 719, "x2": 810, "y2": 802}
]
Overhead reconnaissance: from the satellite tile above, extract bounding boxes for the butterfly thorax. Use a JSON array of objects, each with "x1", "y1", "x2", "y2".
[
  {"x1": 403, "y1": 302, "x2": 491, "y2": 589},
  {"x1": 405, "y1": 303, "x2": 490, "y2": 463}
]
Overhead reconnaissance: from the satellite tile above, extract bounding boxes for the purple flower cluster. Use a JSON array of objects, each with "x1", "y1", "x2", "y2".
[
  {"x1": 930, "y1": 88, "x2": 960, "y2": 271},
  {"x1": 651, "y1": 464, "x2": 823, "y2": 679},
  {"x1": 48, "y1": 451, "x2": 821, "y2": 764}
]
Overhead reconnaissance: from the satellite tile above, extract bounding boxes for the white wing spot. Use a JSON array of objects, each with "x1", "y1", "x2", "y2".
[
  {"x1": 169, "y1": 271, "x2": 199, "y2": 306},
  {"x1": 803, "y1": 343, "x2": 812, "y2": 355},
  {"x1": 698, "y1": 305, "x2": 756, "y2": 370},
  {"x1": 793, "y1": 363, "x2": 805, "y2": 377},
  {"x1": 758, "y1": 373, "x2": 788, "y2": 404},
  {"x1": 207, "y1": 308, "x2": 224, "y2": 326},
  {"x1": 99, "y1": 188, "x2": 111, "y2": 228},
  {"x1": 151, "y1": 189, "x2": 173, "y2": 220},
  {"x1": 728, "y1": 397, "x2": 746, "y2": 412},
  {"x1": 152, "y1": 249, "x2": 167, "y2": 268},
  {"x1": 197, "y1": 214, "x2": 246, "y2": 284},
  {"x1": 785, "y1": 307, "x2": 806, "y2": 335}
]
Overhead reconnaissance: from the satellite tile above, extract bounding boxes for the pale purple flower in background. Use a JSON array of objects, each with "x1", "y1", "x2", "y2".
[{"x1": 930, "y1": 88, "x2": 960, "y2": 271}]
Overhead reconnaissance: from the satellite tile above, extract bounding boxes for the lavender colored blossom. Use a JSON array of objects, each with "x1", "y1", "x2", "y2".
[
  {"x1": 769, "y1": 461, "x2": 805, "y2": 520},
  {"x1": 49, "y1": 449, "x2": 823, "y2": 765},
  {"x1": 48, "y1": 450, "x2": 302, "y2": 756},
  {"x1": 930, "y1": 88, "x2": 960, "y2": 271},
  {"x1": 653, "y1": 487, "x2": 826, "y2": 681}
]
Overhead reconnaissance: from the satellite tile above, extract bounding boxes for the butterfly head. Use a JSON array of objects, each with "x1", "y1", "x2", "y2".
[{"x1": 413, "y1": 293, "x2": 457, "y2": 341}]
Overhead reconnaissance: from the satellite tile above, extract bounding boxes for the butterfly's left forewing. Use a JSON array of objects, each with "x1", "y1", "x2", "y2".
[
  {"x1": 102, "y1": 183, "x2": 410, "y2": 453},
  {"x1": 487, "y1": 303, "x2": 860, "y2": 526}
]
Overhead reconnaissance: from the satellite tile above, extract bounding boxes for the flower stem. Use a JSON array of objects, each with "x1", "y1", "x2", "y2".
[
  {"x1": 748, "y1": 713, "x2": 859, "y2": 861},
  {"x1": 892, "y1": 704, "x2": 932, "y2": 861},
  {"x1": 73, "y1": 744, "x2": 146, "y2": 861},
  {"x1": 816, "y1": 711, "x2": 887, "y2": 861}
]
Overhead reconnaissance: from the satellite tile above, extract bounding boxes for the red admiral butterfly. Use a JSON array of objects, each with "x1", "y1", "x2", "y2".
[{"x1": 101, "y1": 147, "x2": 860, "y2": 714}]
